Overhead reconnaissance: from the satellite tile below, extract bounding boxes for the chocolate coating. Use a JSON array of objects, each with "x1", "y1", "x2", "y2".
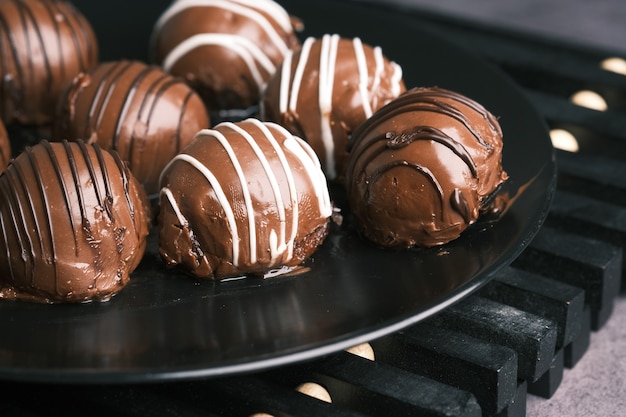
[
  {"x1": 53, "y1": 60, "x2": 210, "y2": 195},
  {"x1": 0, "y1": 118, "x2": 10, "y2": 171},
  {"x1": 0, "y1": 0, "x2": 98, "y2": 126},
  {"x1": 158, "y1": 118, "x2": 333, "y2": 279},
  {"x1": 0, "y1": 140, "x2": 151, "y2": 303},
  {"x1": 151, "y1": 0, "x2": 300, "y2": 112},
  {"x1": 261, "y1": 34, "x2": 406, "y2": 181},
  {"x1": 345, "y1": 87, "x2": 508, "y2": 248}
]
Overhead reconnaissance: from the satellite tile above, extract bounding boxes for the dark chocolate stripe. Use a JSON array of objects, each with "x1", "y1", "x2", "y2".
[
  {"x1": 18, "y1": 0, "x2": 54, "y2": 92},
  {"x1": 39, "y1": 0, "x2": 66, "y2": 81},
  {"x1": 109, "y1": 147, "x2": 136, "y2": 222},
  {"x1": 54, "y1": 0, "x2": 94, "y2": 70},
  {"x1": 367, "y1": 159, "x2": 445, "y2": 216},
  {"x1": 419, "y1": 87, "x2": 502, "y2": 137},
  {"x1": 92, "y1": 142, "x2": 116, "y2": 223},
  {"x1": 86, "y1": 61, "x2": 133, "y2": 137},
  {"x1": 14, "y1": 0, "x2": 37, "y2": 103},
  {"x1": 41, "y1": 140, "x2": 79, "y2": 251},
  {"x1": 143, "y1": 75, "x2": 179, "y2": 131},
  {"x1": 0, "y1": 187, "x2": 17, "y2": 284},
  {"x1": 119, "y1": 67, "x2": 169, "y2": 154},
  {"x1": 3, "y1": 165, "x2": 36, "y2": 285},
  {"x1": 350, "y1": 87, "x2": 497, "y2": 154},
  {"x1": 112, "y1": 64, "x2": 155, "y2": 149},
  {"x1": 22, "y1": 146, "x2": 51, "y2": 261},
  {"x1": 76, "y1": 139, "x2": 112, "y2": 221},
  {"x1": 24, "y1": 144, "x2": 61, "y2": 293},
  {"x1": 0, "y1": 3, "x2": 27, "y2": 113},
  {"x1": 385, "y1": 126, "x2": 478, "y2": 177},
  {"x1": 62, "y1": 140, "x2": 90, "y2": 241}
]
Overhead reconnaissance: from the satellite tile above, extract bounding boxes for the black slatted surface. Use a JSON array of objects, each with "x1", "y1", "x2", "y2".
[{"x1": 2, "y1": 5, "x2": 625, "y2": 417}]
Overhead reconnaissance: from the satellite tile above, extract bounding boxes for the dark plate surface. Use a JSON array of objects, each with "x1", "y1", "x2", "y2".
[{"x1": 0, "y1": 0, "x2": 555, "y2": 383}]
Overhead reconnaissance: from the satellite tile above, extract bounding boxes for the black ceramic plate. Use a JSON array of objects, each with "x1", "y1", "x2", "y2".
[{"x1": 0, "y1": 0, "x2": 555, "y2": 383}]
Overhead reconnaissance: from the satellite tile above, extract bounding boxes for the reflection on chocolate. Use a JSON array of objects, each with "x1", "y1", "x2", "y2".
[
  {"x1": 0, "y1": 140, "x2": 151, "y2": 303},
  {"x1": 0, "y1": 0, "x2": 98, "y2": 126},
  {"x1": 158, "y1": 118, "x2": 333, "y2": 279},
  {"x1": 0, "y1": 119, "x2": 10, "y2": 171},
  {"x1": 53, "y1": 60, "x2": 210, "y2": 195},
  {"x1": 261, "y1": 34, "x2": 405, "y2": 181},
  {"x1": 345, "y1": 87, "x2": 508, "y2": 248},
  {"x1": 150, "y1": 0, "x2": 300, "y2": 112}
]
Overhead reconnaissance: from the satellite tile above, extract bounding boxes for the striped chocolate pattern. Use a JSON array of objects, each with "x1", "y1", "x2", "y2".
[
  {"x1": 0, "y1": 140, "x2": 151, "y2": 303},
  {"x1": 261, "y1": 34, "x2": 405, "y2": 181},
  {"x1": 54, "y1": 60, "x2": 210, "y2": 195},
  {"x1": 0, "y1": 0, "x2": 98, "y2": 126},
  {"x1": 151, "y1": 0, "x2": 300, "y2": 111},
  {"x1": 345, "y1": 87, "x2": 508, "y2": 248},
  {"x1": 158, "y1": 118, "x2": 332, "y2": 279}
]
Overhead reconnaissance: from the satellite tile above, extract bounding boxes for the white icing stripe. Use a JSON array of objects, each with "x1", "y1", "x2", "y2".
[
  {"x1": 371, "y1": 46, "x2": 384, "y2": 104},
  {"x1": 163, "y1": 34, "x2": 275, "y2": 91},
  {"x1": 153, "y1": 0, "x2": 291, "y2": 55},
  {"x1": 288, "y1": 36, "x2": 315, "y2": 113},
  {"x1": 278, "y1": 50, "x2": 293, "y2": 116},
  {"x1": 204, "y1": 128, "x2": 257, "y2": 265},
  {"x1": 353, "y1": 37, "x2": 373, "y2": 119},
  {"x1": 318, "y1": 34, "x2": 340, "y2": 180},
  {"x1": 222, "y1": 121, "x2": 288, "y2": 263},
  {"x1": 165, "y1": 152, "x2": 241, "y2": 265},
  {"x1": 228, "y1": 0, "x2": 293, "y2": 33},
  {"x1": 391, "y1": 62, "x2": 404, "y2": 97},
  {"x1": 250, "y1": 119, "x2": 300, "y2": 260},
  {"x1": 285, "y1": 135, "x2": 333, "y2": 218},
  {"x1": 160, "y1": 188, "x2": 188, "y2": 227}
]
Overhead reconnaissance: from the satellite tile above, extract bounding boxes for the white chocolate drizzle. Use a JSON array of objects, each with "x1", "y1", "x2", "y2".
[
  {"x1": 154, "y1": 0, "x2": 293, "y2": 93},
  {"x1": 160, "y1": 119, "x2": 332, "y2": 269},
  {"x1": 161, "y1": 152, "x2": 241, "y2": 265},
  {"x1": 275, "y1": 34, "x2": 404, "y2": 180},
  {"x1": 163, "y1": 34, "x2": 275, "y2": 90}
]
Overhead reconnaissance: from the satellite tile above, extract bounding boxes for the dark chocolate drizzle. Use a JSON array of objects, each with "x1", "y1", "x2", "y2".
[
  {"x1": 349, "y1": 87, "x2": 500, "y2": 155},
  {"x1": 0, "y1": 0, "x2": 97, "y2": 124},
  {"x1": 385, "y1": 126, "x2": 478, "y2": 177},
  {"x1": 367, "y1": 159, "x2": 445, "y2": 216},
  {"x1": 451, "y1": 188, "x2": 473, "y2": 223},
  {"x1": 0, "y1": 140, "x2": 147, "y2": 301}
]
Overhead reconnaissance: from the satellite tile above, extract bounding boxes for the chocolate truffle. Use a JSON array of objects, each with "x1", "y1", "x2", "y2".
[
  {"x1": 53, "y1": 60, "x2": 210, "y2": 195},
  {"x1": 261, "y1": 34, "x2": 406, "y2": 181},
  {"x1": 158, "y1": 118, "x2": 333, "y2": 279},
  {"x1": 150, "y1": 0, "x2": 301, "y2": 112},
  {"x1": 0, "y1": 140, "x2": 151, "y2": 303},
  {"x1": 344, "y1": 87, "x2": 508, "y2": 248},
  {"x1": 0, "y1": 0, "x2": 98, "y2": 126}
]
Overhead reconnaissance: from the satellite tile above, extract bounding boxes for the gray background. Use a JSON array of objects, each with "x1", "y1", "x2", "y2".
[
  {"x1": 357, "y1": 1, "x2": 626, "y2": 416},
  {"x1": 356, "y1": 0, "x2": 626, "y2": 55}
]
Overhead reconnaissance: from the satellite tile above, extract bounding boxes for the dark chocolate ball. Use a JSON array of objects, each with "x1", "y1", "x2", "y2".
[
  {"x1": 53, "y1": 60, "x2": 210, "y2": 195},
  {"x1": 345, "y1": 87, "x2": 508, "y2": 248},
  {"x1": 0, "y1": 140, "x2": 151, "y2": 303},
  {"x1": 0, "y1": 0, "x2": 98, "y2": 126}
]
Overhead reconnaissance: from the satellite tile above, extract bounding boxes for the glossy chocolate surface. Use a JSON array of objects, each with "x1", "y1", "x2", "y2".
[
  {"x1": 0, "y1": 0, "x2": 554, "y2": 382},
  {"x1": 53, "y1": 60, "x2": 210, "y2": 195},
  {"x1": 261, "y1": 34, "x2": 405, "y2": 181},
  {"x1": 345, "y1": 87, "x2": 508, "y2": 248},
  {"x1": 151, "y1": 0, "x2": 300, "y2": 111},
  {"x1": 0, "y1": 0, "x2": 98, "y2": 126},
  {"x1": 0, "y1": 119, "x2": 10, "y2": 171},
  {"x1": 0, "y1": 140, "x2": 151, "y2": 303},
  {"x1": 158, "y1": 118, "x2": 332, "y2": 279}
]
